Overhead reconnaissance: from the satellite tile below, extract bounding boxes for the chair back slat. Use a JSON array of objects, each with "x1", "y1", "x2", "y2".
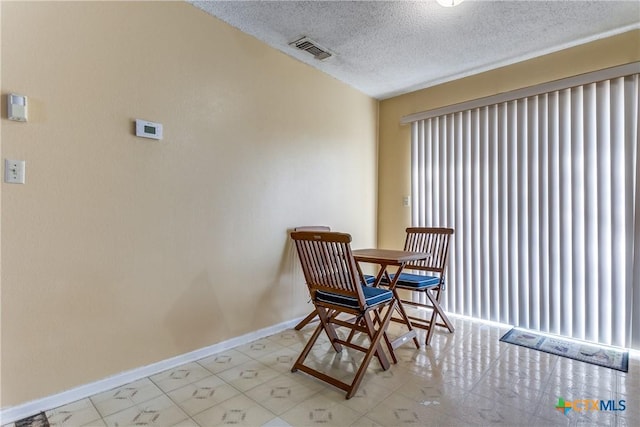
[
  {"x1": 403, "y1": 227, "x2": 453, "y2": 274},
  {"x1": 291, "y1": 231, "x2": 366, "y2": 307}
]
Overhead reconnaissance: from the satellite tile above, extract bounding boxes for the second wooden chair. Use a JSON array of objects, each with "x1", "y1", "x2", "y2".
[{"x1": 382, "y1": 227, "x2": 454, "y2": 346}]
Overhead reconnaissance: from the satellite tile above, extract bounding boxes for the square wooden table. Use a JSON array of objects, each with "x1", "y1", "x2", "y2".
[{"x1": 352, "y1": 248, "x2": 429, "y2": 350}]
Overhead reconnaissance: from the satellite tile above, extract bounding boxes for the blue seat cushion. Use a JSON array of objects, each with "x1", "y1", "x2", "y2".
[
  {"x1": 383, "y1": 273, "x2": 441, "y2": 290},
  {"x1": 316, "y1": 286, "x2": 393, "y2": 309},
  {"x1": 363, "y1": 274, "x2": 376, "y2": 285}
]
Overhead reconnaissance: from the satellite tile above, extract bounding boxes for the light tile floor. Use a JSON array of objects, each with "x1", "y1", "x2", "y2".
[{"x1": 4, "y1": 315, "x2": 638, "y2": 426}]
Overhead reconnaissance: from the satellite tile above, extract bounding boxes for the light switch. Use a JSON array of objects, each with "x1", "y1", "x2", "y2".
[{"x1": 4, "y1": 159, "x2": 26, "y2": 184}]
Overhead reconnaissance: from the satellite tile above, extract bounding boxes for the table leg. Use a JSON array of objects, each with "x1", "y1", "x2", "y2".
[{"x1": 385, "y1": 268, "x2": 420, "y2": 349}]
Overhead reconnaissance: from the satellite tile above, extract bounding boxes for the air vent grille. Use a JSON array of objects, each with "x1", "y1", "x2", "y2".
[{"x1": 289, "y1": 37, "x2": 332, "y2": 61}]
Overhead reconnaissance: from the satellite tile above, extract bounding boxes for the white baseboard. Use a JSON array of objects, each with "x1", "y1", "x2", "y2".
[{"x1": 0, "y1": 317, "x2": 305, "y2": 425}]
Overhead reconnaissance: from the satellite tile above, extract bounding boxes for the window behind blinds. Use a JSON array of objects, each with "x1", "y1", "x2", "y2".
[{"x1": 408, "y1": 66, "x2": 639, "y2": 349}]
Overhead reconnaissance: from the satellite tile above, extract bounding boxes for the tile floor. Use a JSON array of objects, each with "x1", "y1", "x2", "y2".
[{"x1": 4, "y1": 315, "x2": 638, "y2": 427}]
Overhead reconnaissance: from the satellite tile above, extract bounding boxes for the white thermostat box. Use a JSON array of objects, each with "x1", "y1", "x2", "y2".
[
  {"x1": 8, "y1": 93, "x2": 28, "y2": 122},
  {"x1": 135, "y1": 119, "x2": 163, "y2": 140}
]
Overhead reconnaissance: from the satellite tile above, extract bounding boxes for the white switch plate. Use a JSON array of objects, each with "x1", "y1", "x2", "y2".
[
  {"x1": 5, "y1": 159, "x2": 26, "y2": 184},
  {"x1": 402, "y1": 196, "x2": 411, "y2": 207}
]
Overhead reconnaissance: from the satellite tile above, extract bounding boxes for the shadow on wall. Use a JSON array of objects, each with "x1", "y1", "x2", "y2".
[
  {"x1": 250, "y1": 228, "x2": 310, "y2": 327},
  {"x1": 164, "y1": 271, "x2": 228, "y2": 350}
]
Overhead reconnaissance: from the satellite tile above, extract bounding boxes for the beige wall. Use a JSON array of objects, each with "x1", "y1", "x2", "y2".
[
  {"x1": 378, "y1": 30, "x2": 640, "y2": 250},
  {"x1": 0, "y1": 2, "x2": 378, "y2": 406},
  {"x1": 3, "y1": 0, "x2": 638, "y2": 411}
]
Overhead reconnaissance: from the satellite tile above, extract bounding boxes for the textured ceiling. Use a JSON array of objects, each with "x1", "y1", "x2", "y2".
[{"x1": 189, "y1": 1, "x2": 640, "y2": 99}]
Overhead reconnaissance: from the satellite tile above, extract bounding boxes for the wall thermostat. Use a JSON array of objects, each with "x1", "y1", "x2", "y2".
[
  {"x1": 8, "y1": 93, "x2": 28, "y2": 122},
  {"x1": 135, "y1": 119, "x2": 163, "y2": 140}
]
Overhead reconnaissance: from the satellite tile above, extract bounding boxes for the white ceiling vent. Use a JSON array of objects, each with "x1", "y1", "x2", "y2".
[{"x1": 289, "y1": 36, "x2": 332, "y2": 61}]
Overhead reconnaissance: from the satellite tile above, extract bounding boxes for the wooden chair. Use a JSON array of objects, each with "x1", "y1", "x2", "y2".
[
  {"x1": 383, "y1": 227, "x2": 454, "y2": 346},
  {"x1": 290, "y1": 230, "x2": 397, "y2": 399},
  {"x1": 292, "y1": 226, "x2": 331, "y2": 330},
  {"x1": 292, "y1": 226, "x2": 375, "y2": 330}
]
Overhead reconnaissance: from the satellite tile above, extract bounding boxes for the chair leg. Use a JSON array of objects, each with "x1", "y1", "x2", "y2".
[
  {"x1": 424, "y1": 288, "x2": 454, "y2": 346},
  {"x1": 291, "y1": 303, "x2": 396, "y2": 399},
  {"x1": 291, "y1": 322, "x2": 324, "y2": 373},
  {"x1": 350, "y1": 314, "x2": 392, "y2": 370},
  {"x1": 372, "y1": 306, "x2": 398, "y2": 364},
  {"x1": 432, "y1": 287, "x2": 454, "y2": 332},
  {"x1": 372, "y1": 302, "x2": 396, "y2": 368},
  {"x1": 292, "y1": 307, "x2": 346, "y2": 373},
  {"x1": 317, "y1": 306, "x2": 343, "y2": 353},
  {"x1": 346, "y1": 302, "x2": 396, "y2": 399},
  {"x1": 294, "y1": 309, "x2": 318, "y2": 330}
]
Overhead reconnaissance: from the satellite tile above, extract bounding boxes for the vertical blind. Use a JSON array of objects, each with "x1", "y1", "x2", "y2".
[{"x1": 409, "y1": 68, "x2": 639, "y2": 349}]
